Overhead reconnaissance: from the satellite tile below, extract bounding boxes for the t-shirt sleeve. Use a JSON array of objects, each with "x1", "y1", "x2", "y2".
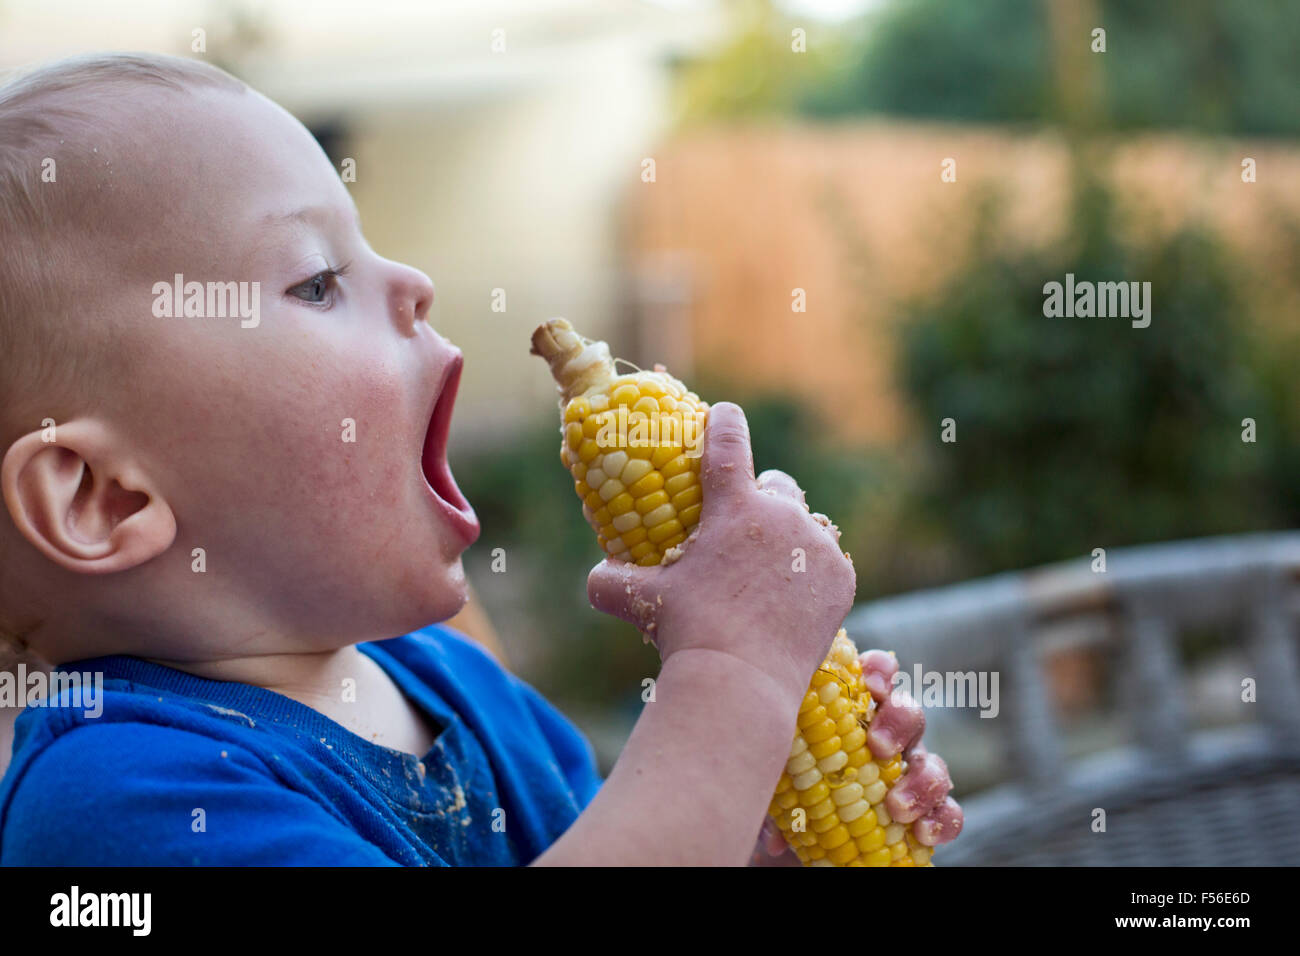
[
  {"x1": 507, "y1": 674, "x2": 604, "y2": 809},
  {"x1": 0, "y1": 722, "x2": 400, "y2": 866}
]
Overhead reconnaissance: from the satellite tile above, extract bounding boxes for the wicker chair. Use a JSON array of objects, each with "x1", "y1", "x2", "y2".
[{"x1": 844, "y1": 532, "x2": 1300, "y2": 866}]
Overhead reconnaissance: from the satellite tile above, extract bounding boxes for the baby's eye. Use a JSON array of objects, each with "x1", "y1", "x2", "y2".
[{"x1": 287, "y1": 269, "x2": 341, "y2": 305}]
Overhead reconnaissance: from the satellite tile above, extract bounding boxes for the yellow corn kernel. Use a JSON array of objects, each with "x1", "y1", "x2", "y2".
[
  {"x1": 607, "y1": 492, "x2": 636, "y2": 517},
  {"x1": 818, "y1": 824, "x2": 851, "y2": 850},
  {"x1": 627, "y1": 471, "x2": 665, "y2": 498},
  {"x1": 612, "y1": 512, "x2": 641, "y2": 534},
  {"x1": 640, "y1": 502, "x2": 676, "y2": 529},
  {"x1": 865, "y1": 848, "x2": 893, "y2": 867},
  {"x1": 629, "y1": 541, "x2": 655, "y2": 561},
  {"x1": 649, "y1": 444, "x2": 678, "y2": 468},
  {"x1": 810, "y1": 813, "x2": 841, "y2": 834},
  {"x1": 832, "y1": 781, "x2": 865, "y2": 806},
  {"x1": 797, "y1": 705, "x2": 827, "y2": 729},
  {"x1": 669, "y1": 484, "x2": 701, "y2": 509},
  {"x1": 610, "y1": 383, "x2": 640, "y2": 408},
  {"x1": 846, "y1": 809, "x2": 878, "y2": 838},
  {"x1": 796, "y1": 779, "x2": 830, "y2": 806},
  {"x1": 646, "y1": 519, "x2": 684, "y2": 544},
  {"x1": 807, "y1": 797, "x2": 838, "y2": 822},
  {"x1": 627, "y1": 439, "x2": 654, "y2": 459},
  {"x1": 664, "y1": 472, "x2": 695, "y2": 497},
  {"x1": 635, "y1": 490, "x2": 670, "y2": 516},
  {"x1": 661, "y1": 455, "x2": 691, "y2": 478},
  {"x1": 620, "y1": 526, "x2": 648, "y2": 548},
  {"x1": 809, "y1": 735, "x2": 842, "y2": 760},
  {"x1": 827, "y1": 840, "x2": 860, "y2": 866},
  {"x1": 564, "y1": 397, "x2": 589, "y2": 423},
  {"x1": 621, "y1": 458, "x2": 653, "y2": 486},
  {"x1": 803, "y1": 718, "x2": 837, "y2": 745}
]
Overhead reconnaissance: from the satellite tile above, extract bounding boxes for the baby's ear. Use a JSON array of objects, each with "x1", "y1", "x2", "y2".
[{"x1": 1, "y1": 420, "x2": 175, "y2": 574}]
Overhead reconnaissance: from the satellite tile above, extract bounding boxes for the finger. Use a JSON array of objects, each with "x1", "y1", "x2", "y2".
[
  {"x1": 865, "y1": 689, "x2": 925, "y2": 759},
  {"x1": 586, "y1": 559, "x2": 661, "y2": 633},
  {"x1": 858, "y1": 649, "x2": 898, "y2": 701},
  {"x1": 883, "y1": 751, "x2": 952, "y2": 824},
  {"x1": 761, "y1": 817, "x2": 788, "y2": 856},
  {"x1": 755, "y1": 469, "x2": 806, "y2": 507},
  {"x1": 912, "y1": 796, "x2": 964, "y2": 846},
  {"x1": 699, "y1": 402, "x2": 754, "y2": 504},
  {"x1": 808, "y1": 511, "x2": 843, "y2": 546}
]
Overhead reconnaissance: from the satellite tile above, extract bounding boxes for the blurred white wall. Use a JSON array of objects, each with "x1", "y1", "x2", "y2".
[{"x1": 0, "y1": 0, "x2": 727, "y2": 449}]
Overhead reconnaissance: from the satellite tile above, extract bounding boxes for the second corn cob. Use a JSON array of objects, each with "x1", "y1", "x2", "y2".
[{"x1": 531, "y1": 318, "x2": 932, "y2": 867}]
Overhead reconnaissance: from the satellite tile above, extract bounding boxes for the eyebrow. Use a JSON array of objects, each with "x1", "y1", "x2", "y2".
[
  {"x1": 239, "y1": 203, "x2": 362, "y2": 275},
  {"x1": 259, "y1": 203, "x2": 362, "y2": 232}
]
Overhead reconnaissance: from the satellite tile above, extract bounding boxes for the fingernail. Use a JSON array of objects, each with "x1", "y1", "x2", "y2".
[{"x1": 871, "y1": 727, "x2": 898, "y2": 753}]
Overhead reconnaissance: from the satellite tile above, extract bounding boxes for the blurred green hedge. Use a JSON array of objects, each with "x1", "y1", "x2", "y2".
[{"x1": 893, "y1": 176, "x2": 1300, "y2": 576}]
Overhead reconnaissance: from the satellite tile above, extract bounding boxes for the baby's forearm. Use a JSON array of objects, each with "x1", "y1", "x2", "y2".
[{"x1": 532, "y1": 647, "x2": 801, "y2": 866}]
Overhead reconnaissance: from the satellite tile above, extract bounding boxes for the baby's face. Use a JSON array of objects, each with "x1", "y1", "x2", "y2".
[{"x1": 86, "y1": 85, "x2": 479, "y2": 655}]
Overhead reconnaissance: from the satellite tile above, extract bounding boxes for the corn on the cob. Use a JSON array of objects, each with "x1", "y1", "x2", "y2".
[
  {"x1": 530, "y1": 319, "x2": 708, "y2": 566},
  {"x1": 531, "y1": 318, "x2": 932, "y2": 867},
  {"x1": 772, "y1": 630, "x2": 932, "y2": 867}
]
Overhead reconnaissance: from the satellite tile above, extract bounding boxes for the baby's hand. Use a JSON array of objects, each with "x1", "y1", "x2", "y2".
[
  {"x1": 586, "y1": 402, "x2": 856, "y2": 699},
  {"x1": 858, "y1": 649, "x2": 964, "y2": 846},
  {"x1": 753, "y1": 650, "x2": 964, "y2": 863}
]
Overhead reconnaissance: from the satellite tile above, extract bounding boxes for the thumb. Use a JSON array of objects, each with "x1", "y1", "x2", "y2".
[
  {"x1": 586, "y1": 559, "x2": 662, "y2": 632},
  {"x1": 699, "y1": 401, "x2": 754, "y2": 504}
]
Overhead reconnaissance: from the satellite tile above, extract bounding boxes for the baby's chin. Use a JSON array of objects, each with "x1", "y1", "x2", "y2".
[{"x1": 393, "y1": 555, "x2": 469, "y2": 634}]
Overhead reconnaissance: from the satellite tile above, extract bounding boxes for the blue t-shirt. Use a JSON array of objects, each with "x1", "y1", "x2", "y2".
[{"x1": 0, "y1": 625, "x2": 603, "y2": 865}]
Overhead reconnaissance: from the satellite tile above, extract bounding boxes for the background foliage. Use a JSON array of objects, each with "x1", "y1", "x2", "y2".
[{"x1": 462, "y1": 0, "x2": 1300, "y2": 725}]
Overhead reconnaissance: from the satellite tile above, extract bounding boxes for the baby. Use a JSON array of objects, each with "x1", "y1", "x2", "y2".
[{"x1": 0, "y1": 52, "x2": 961, "y2": 865}]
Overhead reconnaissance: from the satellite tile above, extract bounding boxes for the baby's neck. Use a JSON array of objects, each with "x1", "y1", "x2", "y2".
[
  {"x1": 144, "y1": 644, "x2": 441, "y2": 758},
  {"x1": 146, "y1": 644, "x2": 366, "y2": 705}
]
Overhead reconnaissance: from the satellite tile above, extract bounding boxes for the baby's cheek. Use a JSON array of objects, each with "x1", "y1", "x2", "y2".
[{"x1": 296, "y1": 374, "x2": 411, "y2": 522}]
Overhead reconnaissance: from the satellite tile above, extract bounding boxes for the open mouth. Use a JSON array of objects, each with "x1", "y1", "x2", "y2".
[{"x1": 421, "y1": 354, "x2": 480, "y2": 545}]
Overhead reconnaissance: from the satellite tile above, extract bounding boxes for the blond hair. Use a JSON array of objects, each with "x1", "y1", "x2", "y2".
[
  {"x1": 0, "y1": 52, "x2": 245, "y2": 443},
  {"x1": 0, "y1": 53, "x2": 245, "y2": 671}
]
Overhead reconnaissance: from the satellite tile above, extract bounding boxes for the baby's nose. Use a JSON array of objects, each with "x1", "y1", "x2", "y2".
[{"x1": 389, "y1": 262, "x2": 435, "y2": 332}]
